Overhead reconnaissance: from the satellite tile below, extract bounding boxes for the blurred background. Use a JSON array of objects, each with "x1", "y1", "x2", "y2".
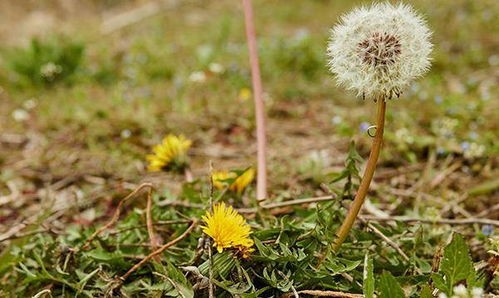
[{"x1": 1, "y1": 0, "x2": 498, "y2": 229}]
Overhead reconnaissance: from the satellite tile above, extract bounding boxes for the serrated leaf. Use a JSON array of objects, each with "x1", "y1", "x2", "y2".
[
  {"x1": 363, "y1": 254, "x2": 374, "y2": 298},
  {"x1": 434, "y1": 234, "x2": 476, "y2": 295},
  {"x1": 378, "y1": 271, "x2": 405, "y2": 298}
]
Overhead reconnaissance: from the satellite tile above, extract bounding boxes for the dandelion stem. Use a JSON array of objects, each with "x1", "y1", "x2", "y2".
[
  {"x1": 242, "y1": 0, "x2": 267, "y2": 201},
  {"x1": 333, "y1": 98, "x2": 386, "y2": 251}
]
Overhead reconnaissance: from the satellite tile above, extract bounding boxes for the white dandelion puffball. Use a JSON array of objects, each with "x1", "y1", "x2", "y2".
[{"x1": 327, "y1": 2, "x2": 432, "y2": 100}]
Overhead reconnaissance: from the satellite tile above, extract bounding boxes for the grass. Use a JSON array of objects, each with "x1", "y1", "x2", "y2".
[{"x1": 0, "y1": 0, "x2": 498, "y2": 296}]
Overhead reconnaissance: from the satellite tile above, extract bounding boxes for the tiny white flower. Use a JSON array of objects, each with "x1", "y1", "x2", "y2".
[
  {"x1": 471, "y1": 287, "x2": 484, "y2": 298},
  {"x1": 188, "y1": 71, "x2": 206, "y2": 83},
  {"x1": 331, "y1": 115, "x2": 343, "y2": 124},
  {"x1": 40, "y1": 62, "x2": 62, "y2": 79},
  {"x1": 453, "y1": 284, "x2": 468, "y2": 297},
  {"x1": 208, "y1": 63, "x2": 224, "y2": 74},
  {"x1": 464, "y1": 142, "x2": 485, "y2": 159},
  {"x1": 121, "y1": 129, "x2": 132, "y2": 139},
  {"x1": 23, "y1": 98, "x2": 37, "y2": 110},
  {"x1": 12, "y1": 109, "x2": 30, "y2": 122},
  {"x1": 438, "y1": 293, "x2": 448, "y2": 298},
  {"x1": 327, "y1": 3, "x2": 432, "y2": 100}
]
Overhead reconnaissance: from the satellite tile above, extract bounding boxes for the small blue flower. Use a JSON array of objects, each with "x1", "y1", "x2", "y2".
[
  {"x1": 468, "y1": 131, "x2": 478, "y2": 140},
  {"x1": 434, "y1": 95, "x2": 443, "y2": 104},
  {"x1": 482, "y1": 225, "x2": 494, "y2": 236},
  {"x1": 460, "y1": 141, "x2": 470, "y2": 151},
  {"x1": 331, "y1": 116, "x2": 343, "y2": 125},
  {"x1": 359, "y1": 122, "x2": 370, "y2": 132},
  {"x1": 436, "y1": 147, "x2": 446, "y2": 155}
]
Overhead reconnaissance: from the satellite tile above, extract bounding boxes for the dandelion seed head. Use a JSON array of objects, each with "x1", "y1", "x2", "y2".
[{"x1": 327, "y1": 2, "x2": 432, "y2": 100}]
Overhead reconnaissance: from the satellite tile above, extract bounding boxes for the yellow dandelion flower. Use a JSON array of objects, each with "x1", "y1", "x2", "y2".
[
  {"x1": 236, "y1": 245, "x2": 256, "y2": 259},
  {"x1": 202, "y1": 203, "x2": 254, "y2": 253},
  {"x1": 238, "y1": 88, "x2": 252, "y2": 101},
  {"x1": 146, "y1": 134, "x2": 192, "y2": 172},
  {"x1": 212, "y1": 168, "x2": 255, "y2": 193}
]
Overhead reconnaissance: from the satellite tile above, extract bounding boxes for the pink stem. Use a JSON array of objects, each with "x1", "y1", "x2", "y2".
[{"x1": 242, "y1": 0, "x2": 267, "y2": 201}]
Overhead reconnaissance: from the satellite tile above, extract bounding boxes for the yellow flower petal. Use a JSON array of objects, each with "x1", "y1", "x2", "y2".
[
  {"x1": 201, "y1": 203, "x2": 254, "y2": 256},
  {"x1": 211, "y1": 168, "x2": 255, "y2": 193},
  {"x1": 146, "y1": 134, "x2": 192, "y2": 172}
]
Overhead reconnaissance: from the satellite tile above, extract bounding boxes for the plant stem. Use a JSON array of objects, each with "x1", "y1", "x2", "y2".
[
  {"x1": 242, "y1": 0, "x2": 267, "y2": 201},
  {"x1": 333, "y1": 99, "x2": 386, "y2": 252}
]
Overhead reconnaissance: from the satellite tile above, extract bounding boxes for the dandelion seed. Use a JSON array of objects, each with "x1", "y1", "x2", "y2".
[
  {"x1": 327, "y1": 2, "x2": 432, "y2": 100},
  {"x1": 146, "y1": 134, "x2": 192, "y2": 172},
  {"x1": 202, "y1": 203, "x2": 254, "y2": 255},
  {"x1": 212, "y1": 168, "x2": 255, "y2": 193}
]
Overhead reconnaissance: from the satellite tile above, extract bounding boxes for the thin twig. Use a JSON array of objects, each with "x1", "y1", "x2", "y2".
[
  {"x1": 260, "y1": 195, "x2": 336, "y2": 209},
  {"x1": 100, "y1": 0, "x2": 181, "y2": 34},
  {"x1": 81, "y1": 182, "x2": 154, "y2": 250},
  {"x1": 361, "y1": 215, "x2": 499, "y2": 227},
  {"x1": 242, "y1": 0, "x2": 267, "y2": 201},
  {"x1": 158, "y1": 195, "x2": 336, "y2": 215},
  {"x1": 145, "y1": 186, "x2": 160, "y2": 262},
  {"x1": 363, "y1": 220, "x2": 410, "y2": 262},
  {"x1": 476, "y1": 204, "x2": 499, "y2": 218},
  {"x1": 282, "y1": 290, "x2": 363, "y2": 298},
  {"x1": 120, "y1": 220, "x2": 197, "y2": 280},
  {"x1": 0, "y1": 228, "x2": 49, "y2": 242},
  {"x1": 106, "y1": 219, "x2": 192, "y2": 236},
  {"x1": 429, "y1": 161, "x2": 462, "y2": 189}
]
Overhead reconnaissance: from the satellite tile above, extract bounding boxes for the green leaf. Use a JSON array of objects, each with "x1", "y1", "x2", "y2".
[
  {"x1": 363, "y1": 254, "x2": 374, "y2": 298},
  {"x1": 378, "y1": 271, "x2": 405, "y2": 298},
  {"x1": 433, "y1": 234, "x2": 476, "y2": 295},
  {"x1": 165, "y1": 262, "x2": 194, "y2": 298},
  {"x1": 420, "y1": 284, "x2": 433, "y2": 298},
  {"x1": 431, "y1": 273, "x2": 449, "y2": 294}
]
